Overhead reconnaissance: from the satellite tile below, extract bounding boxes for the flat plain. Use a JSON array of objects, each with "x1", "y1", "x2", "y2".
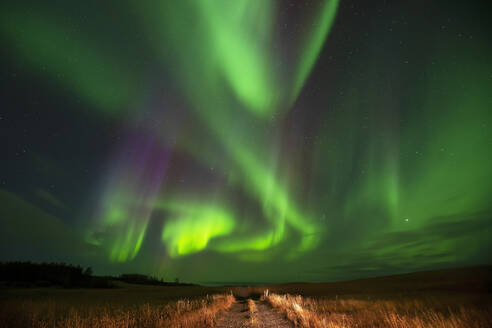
[{"x1": 1, "y1": 266, "x2": 491, "y2": 327}]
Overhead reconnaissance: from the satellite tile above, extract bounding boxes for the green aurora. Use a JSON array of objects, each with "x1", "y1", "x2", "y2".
[{"x1": 1, "y1": 0, "x2": 491, "y2": 283}]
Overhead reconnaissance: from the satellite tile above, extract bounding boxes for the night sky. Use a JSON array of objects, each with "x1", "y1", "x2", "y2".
[{"x1": 1, "y1": 0, "x2": 491, "y2": 284}]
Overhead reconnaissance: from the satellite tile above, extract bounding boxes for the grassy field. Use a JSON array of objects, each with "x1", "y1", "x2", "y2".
[
  {"x1": 0, "y1": 282, "x2": 234, "y2": 327},
  {"x1": 256, "y1": 266, "x2": 492, "y2": 328},
  {"x1": 263, "y1": 291, "x2": 491, "y2": 327},
  {"x1": 1, "y1": 266, "x2": 491, "y2": 327}
]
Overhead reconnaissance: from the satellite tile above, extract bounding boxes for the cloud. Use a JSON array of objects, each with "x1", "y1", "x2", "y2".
[
  {"x1": 0, "y1": 190, "x2": 94, "y2": 262},
  {"x1": 34, "y1": 188, "x2": 65, "y2": 208},
  {"x1": 309, "y1": 211, "x2": 492, "y2": 281}
]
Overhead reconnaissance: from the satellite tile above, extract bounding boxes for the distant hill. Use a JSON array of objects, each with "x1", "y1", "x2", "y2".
[{"x1": 260, "y1": 265, "x2": 492, "y2": 297}]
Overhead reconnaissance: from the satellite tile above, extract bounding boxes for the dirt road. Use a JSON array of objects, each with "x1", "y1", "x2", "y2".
[{"x1": 216, "y1": 298, "x2": 293, "y2": 328}]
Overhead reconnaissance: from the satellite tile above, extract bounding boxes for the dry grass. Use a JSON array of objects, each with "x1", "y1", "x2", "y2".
[
  {"x1": 1, "y1": 267, "x2": 490, "y2": 327},
  {"x1": 247, "y1": 298, "x2": 258, "y2": 325},
  {"x1": 262, "y1": 291, "x2": 492, "y2": 328},
  {"x1": 0, "y1": 292, "x2": 234, "y2": 328}
]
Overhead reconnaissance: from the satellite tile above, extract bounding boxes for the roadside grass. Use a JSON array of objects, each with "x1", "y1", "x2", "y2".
[
  {"x1": 262, "y1": 291, "x2": 492, "y2": 328},
  {"x1": 247, "y1": 298, "x2": 258, "y2": 326},
  {"x1": 0, "y1": 286, "x2": 234, "y2": 328}
]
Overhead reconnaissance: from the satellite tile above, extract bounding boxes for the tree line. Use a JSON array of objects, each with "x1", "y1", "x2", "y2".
[
  {"x1": 0, "y1": 262, "x2": 194, "y2": 288},
  {"x1": 0, "y1": 261, "x2": 112, "y2": 288}
]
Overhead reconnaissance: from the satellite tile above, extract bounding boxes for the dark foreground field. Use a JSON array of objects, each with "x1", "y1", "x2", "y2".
[{"x1": 1, "y1": 266, "x2": 491, "y2": 327}]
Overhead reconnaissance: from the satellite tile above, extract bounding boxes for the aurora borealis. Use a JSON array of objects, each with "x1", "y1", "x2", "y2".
[{"x1": 1, "y1": 0, "x2": 491, "y2": 283}]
